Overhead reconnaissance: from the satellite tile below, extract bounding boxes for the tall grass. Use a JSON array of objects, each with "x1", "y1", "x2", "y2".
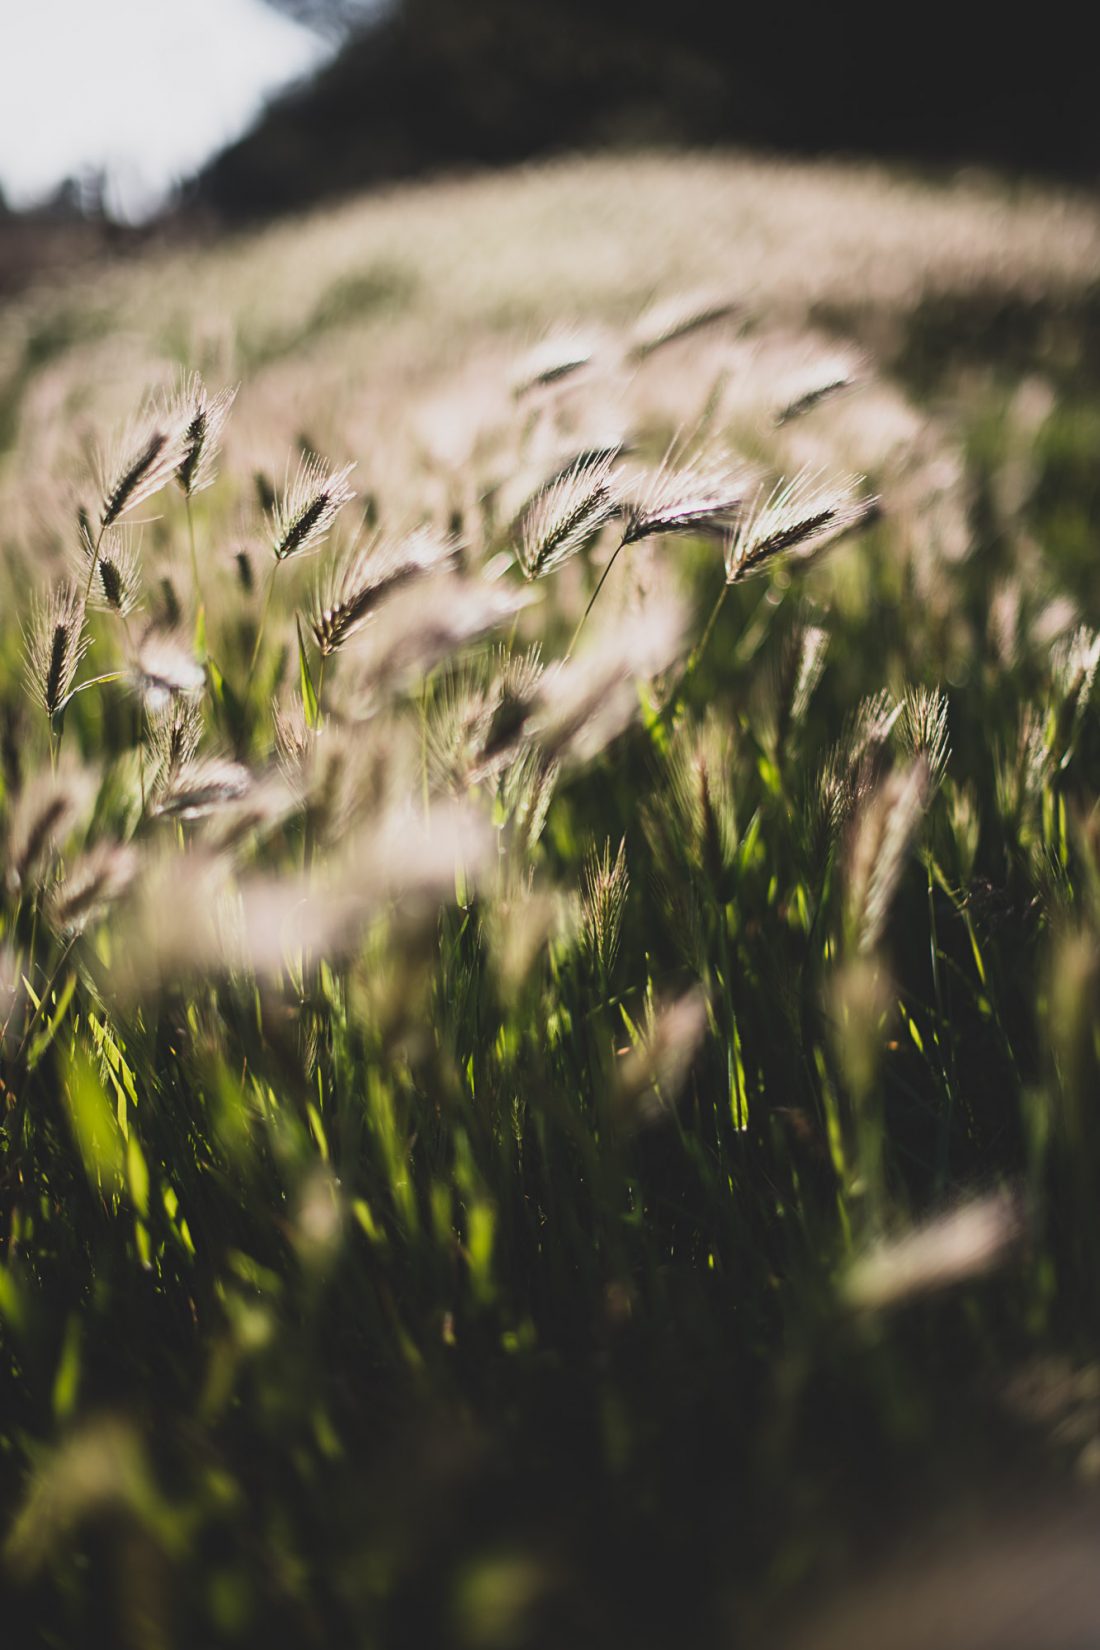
[{"x1": 2, "y1": 176, "x2": 1100, "y2": 1647}]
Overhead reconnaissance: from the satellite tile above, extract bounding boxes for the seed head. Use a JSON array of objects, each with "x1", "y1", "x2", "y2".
[
  {"x1": 165, "y1": 371, "x2": 239, "y2": 498},
  {"x1": 310, "y1": 527, "x2": 458, "y2": 656},
  {"x1": 86, "y1": 528, "x2": 141, "y2": 618},
  {"x1": 620, "y1": 448, "x2": 753, "y2": 545},
  {"x1": 96, "y1": 416, "x2": 188, "y2": 532},
  {"x1": 23, "y1": 582, "x2": 90, "y2": 720},
  {"x1": 153, "y1": 757, "x2": 252, "y2": 821},
  {"x1": 515, "y1": 450, "x2": 620, "y2": 581},
  {"x1": 724, "y1": 470, "x2": 878, "y2": 584},
  {"x1": 630, "y1": 293, "x2": 740, "y2": 360},
  {"x1": 48, "y1": 841, "x2": 138, "y2": 935},
  {"x1": 269, "y1": 454, "x2": 356, "y2": 562},
  {"x1": 581, "y1": 837, "x2": 629, "y2": 979}
]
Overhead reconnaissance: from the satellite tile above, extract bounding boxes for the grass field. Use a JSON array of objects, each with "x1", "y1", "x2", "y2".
[{"x1": 3, "y1": 151, "x2": 1100, "y2": 1647}]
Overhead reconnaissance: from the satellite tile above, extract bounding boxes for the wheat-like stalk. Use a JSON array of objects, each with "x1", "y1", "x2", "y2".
[
  {"x1": 724, "y1": 470, "x2": 878, "y2": 584},
  {"x1": 581, "y1": 836, "x2": 629, "y2": 979},
  {"x1": 23, "y1": 583, "x2": 90, "y2": 720},
  {"x1": 154, "y1": 758, "x2": 252, "y2": 820},
  {"x1": 269, "y1": 455, "x2": 357, "y2": 562},
  {"x1": 310, "y1": 527, "x2": 457, "y2": 656},
  {"x1": 85, "y1": 528, "x2": 142, "y2": 618},
  {"x1": 47, "y1": 842, "x2": 138, "y2": 936},
  {"x1": 630, "y1": 293, "x2": 740, "y2": 359},
  {"x1": 96, "y1": 418, "x2": 187, "y2": 533},
  {"x1": 515, "y1": 450, "x2": 619, "y2": 580},
  {"x1": 620, "y1": 449, "x2": 753, "y2": 544},
  {"x1": 166, "y1": 372, "x2": 239, "y2": 498}
]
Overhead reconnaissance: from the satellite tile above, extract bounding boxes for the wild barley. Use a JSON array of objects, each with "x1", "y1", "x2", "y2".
[
  {"x1": 95, "y1": 416, "x2": 187, "y2": 536},
  {"x1": 475, "y1": 645, "x2": 544, "y2": 779},
  {"x1": 273, "y1": 693, "x2": 315, "y2": 792},
  {"x1": 898, "y1": 686, "x2": 951, "y2": 795},
  {"x1": 148, "y1": 697, "x2": 204, "y2": 788},
  {"x1": 233, "y1": 548, "x2": 255, "y2": 594},
  {"x1": 1049, "y1": 624, "x2": 1100, "y2": 769},
  {"x1": 269, "y1": 454, "x2": 357, "y2": 563},
  {"x1": 774, "y1": 345, "x2": 867, "y2": 424},
  {"x1": 995, "y1": 705, "x2": 1049, "y2": 832},
  {"x1": 790, "y1": 623, "x2": 830, "y2": 726},
  {"x1": 531, "y1": 602, "x2": 684, "y2": 768},
  {"x1": 85, "y1": 529, "x2": 141, "y2": 619},
  {"x1": 513, "y1": 329, "x2": 597, "y2": 397},
  {"x1": 663, "y1": 712, "x2": 740, "y2": 892},
  {"x1": 515, "y1": 449, "x2": 619, "y2": 581},
  {"x1": 338, "y1": 577, "x2": 530, "y2": 715},
  {"x1": 844, "y1": 1190, "x2": 1023, "y2": 1312},
  {"x1": 614, "y1": 988, "x2": 709, "y2": 1127},
  {"x1": 310, "y1": 527, "x2": 458, "y2": 656},
  {"x1": 724, "y1": 470, "x2": 878, "y2": 584},
  {"x1": 620, "y1": 449, "x2": 753, "y2": 545},
  {"x1": 23, "y1": 583, "x2": 90, "y2": 721},
  {"x1": 47, "y1": 842, "x2": 138, "y2": 936},
  {"x1": 806, "y1": 691, "x2": 902, "y2": 869},
  {"x1": 845, "y1": 760, "x2": 930, "y2": 954},
  {"x1": 4, "y1": 763, "x2": 95, "y2": 894},
  {"x1": 154, "y1": 758, "x2": 252, "y2": 820},
  {"x1": 581, "y1": 837, "x2": 629, "y2": 981},
  {"x1": 165, "y1": 372, "x2": 239, "y2": 499},
  {"x1": 630, "y1": 293, "x2": 739, "y2": 360},
  {"x1": 660, "y1": 473, "x2": 876, "y2": 721}
]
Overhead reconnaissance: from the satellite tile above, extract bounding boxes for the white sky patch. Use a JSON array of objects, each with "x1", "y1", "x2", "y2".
[{"x1": 0, "y1": 0, "x2": 331, "y2": 220}]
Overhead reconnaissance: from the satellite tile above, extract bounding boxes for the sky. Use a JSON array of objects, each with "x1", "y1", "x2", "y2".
[{"x1": 0, "y1": 0, "x2": 334, "y2": 220}]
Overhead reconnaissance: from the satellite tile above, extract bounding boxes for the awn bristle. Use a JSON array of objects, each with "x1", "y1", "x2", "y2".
[
  {"x1": 581, "y1": 837, "x2": 629, "y2": 979},
  {"x1": 98, "y1": 419, "x2": 187, "y2": 531},
  {"x1": 48, "y1": 842, "x2": 138, "y2": 935},
  {"x1": 310, "y1": 527, "x2": 458, "y2": 656},
  {"x1": 724, "y1": 470, "x2": 878, "y2": 584},
  {"x1": 154, "y1": 758, "x2": 252, "y2": 821},
  {"x1": 515, "y1": 450, "x2": 620, "y2": 581},
  {"x1": 630, "y1": 293, "x2": 740, "y2": 359},
  {"x1": 620, "y1": 449, "x2": 753, "y2": 544},
  {"x1": 898, "y1": 686, "x2": 951, "y2": 794},
  {"x1": 269, "y1": 455, "x2": 356, "y2": 562},
  {"x1": 167, "y1": 372, "x2": 239, "y2": 498},
  {"x1": 24, "y1": 583, "x2": 90, "y2": 719}
]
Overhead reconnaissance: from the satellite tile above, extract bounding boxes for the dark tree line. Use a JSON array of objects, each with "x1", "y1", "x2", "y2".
[{"x1": 198, "y1": 0, "x2": 1098, "y2": 217}]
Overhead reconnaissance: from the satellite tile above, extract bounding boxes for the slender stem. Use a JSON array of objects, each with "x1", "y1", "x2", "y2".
[
  {"x1": 186, "y1": 493, "x2": 205, "y2": 624},
  {"x1": 567, "y1": 535, "x2": 626, "y2": 660},
  {"x1": 81, "y1": 522, "x2": 104, "y2": 609},
  {"x1": 244, "y1": 561, "x2": 279, "y2": 706},
  {"x1": 660, "y1": 580, "x2": 730, "y2": 725},
  {"x1": 694, "y1": 579, "x2": 731, "y2": 670},
  {"x1": 315, "y1": 653, "x2": 327, "y2": 720},
  {"x1": 303, "y1": 655, "x2": 327, "y2": 877}
]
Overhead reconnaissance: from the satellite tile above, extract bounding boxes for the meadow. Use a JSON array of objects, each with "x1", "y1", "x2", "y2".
[{"x1": 2, "y1": 151, "x2": 1100, "y2": 1647}]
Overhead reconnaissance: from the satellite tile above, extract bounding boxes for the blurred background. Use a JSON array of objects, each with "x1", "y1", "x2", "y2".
[{"x1": 1, "y1": 0, "x2": 1094, "y2": 251}]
